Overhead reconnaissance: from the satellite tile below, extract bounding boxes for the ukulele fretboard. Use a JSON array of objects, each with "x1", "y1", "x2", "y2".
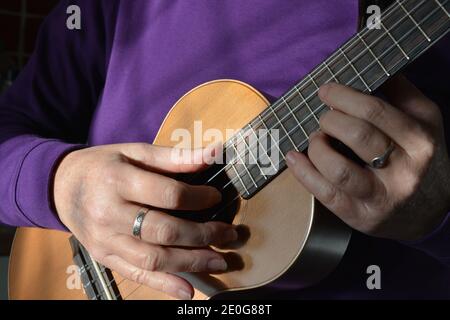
[{"x1": 223, "y1": 0, "x2": 450, "y2": 199}]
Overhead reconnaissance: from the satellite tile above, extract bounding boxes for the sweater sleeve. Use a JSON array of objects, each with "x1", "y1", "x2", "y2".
[{"x1": 0, "y1": 0, "x2": 118, "y2": 230}]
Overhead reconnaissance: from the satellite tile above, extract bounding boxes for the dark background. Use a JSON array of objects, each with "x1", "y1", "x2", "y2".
[{"x1": 0, "y1": 0, "x2": 59, "y2": 299}]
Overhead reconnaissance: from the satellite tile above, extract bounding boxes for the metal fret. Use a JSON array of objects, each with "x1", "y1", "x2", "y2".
[
  {"x1": 435, "y1": 0, "x2": 450, "y2": 17},
  {"x1": 71, "y1": 237, "x2": 121, "y2": 301},
  {"x1": 357, "y1": 33, "x2": 390, "y2": 76},
  {"x1": 258, "y1": 115, "x2": 286, "y2": 160},
  {"x1": 268, "y1": 105, "x2": 298, "y2": 151},
  {"x1": 397, "y1": 0, "x2": 432, "y2": 41},
  {"x1": 281, "y1": 96, "x2": 307, "y2": 149},
  {"x1": 338, "y1": 47, "x2": 372, "y2": 92},
  {"x1": 84, "y1": 280, "x2": 94, "y2": 289},
  {"x1": 323, "y1": 60, "x2": 340, "y2": 83},
  {"x1": 231, "y1": 142, "x2": 258, "y2": 189},
  {"x1": 91, "y1": 258, "x2": 114, "y2": 300},
  {"x1": 239, "y1": 130, "x2": 267, "y2": 180},
  {"x1": 193, "y1": 0, "x2": 449, "y2": 202},
  {"x1": 380, "y1": 21, "x2": 410, "y2": 60},
  {"x1": 293, "y1": 84, "x2": 320, "y2": 125},
  {"x1": 79, "y1": 265, "x2": 89, "y2": 274},
  {"x1": 307, "y1": 75, "x2": 324, "y2": 122},
  {"x1": 248, "y1": 122, "x2": 278, "y2": 172}
]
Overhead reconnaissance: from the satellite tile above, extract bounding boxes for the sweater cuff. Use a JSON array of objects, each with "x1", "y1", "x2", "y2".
[
  {"x1": 402, "y1": 212, "x2": 450, "y2": 265},
  {"x1": 15, "y1": 140, "x2": 84, "y2": 231}
]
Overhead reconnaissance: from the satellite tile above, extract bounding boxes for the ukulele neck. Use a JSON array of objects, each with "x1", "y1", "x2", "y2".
[
  {"x1": 225, "y1": 0, "x2": 450, "y2": 199},
  {"x1": 69, "y1": 237, "x2": 121, "y2": 300}
]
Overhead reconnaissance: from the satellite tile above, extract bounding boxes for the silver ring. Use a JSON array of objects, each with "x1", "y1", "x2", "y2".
[
  {"x1": 370, "y1": 141, "x2": 395, "y2": 169},
  {"x1": 132, "y1": 208, "x2": 149, "y2": 239}
]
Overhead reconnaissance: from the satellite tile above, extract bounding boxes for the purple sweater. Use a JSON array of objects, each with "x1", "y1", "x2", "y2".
[{"x1": 0, "y1": 0, "x2": 449, "y2": 299}]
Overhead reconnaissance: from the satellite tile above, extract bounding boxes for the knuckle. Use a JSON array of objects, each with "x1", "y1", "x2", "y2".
[
  {"x1": 163, "y1": 183, "x2": 187, "y2": 209},
  {"x1": 408, "y1": 125, "x2": 437, "y2": 165},
  {"x1": 89, "y1": 208, "x2": 110, "y2": 227},
  {"x1": 419, "y1": 133, "x2": 437, "y2": 161},
  {"x1": 102, "y1": 162, "x2": 120, "y2": 187},
  {"x1": 321, "y1": 184, "x2": 339, "y2": 206},
  {"x1": 186, "y1": 255, "x2": 204, "y2": 272},
  {"x1": 126, "y1": 143, "x2": 154, "y2": 164},
  {"x1": 332, "y1": 164, "x2": 352, "y2": 188},
  {"x1": 351, "y1": 124, "x2": 373, "y2": 146},
  {"x1": 125, "y1": 173, "x2": 145, "y2": 195},
  {"x1": 198, "y1": 223, "x2": 214, "y2": 246},
  {"x1": 139, "y1": 144, "x2": 159, "y2": 167},
  {"x1": 363, "y1": 98, "x2": 385, "y2": 122},
  {"x1": 141, "y1": 249, "x2": 165, "y2": 272},
  {"x1": 403, "y1": 172, "x2": 421, "y2": 196},
  {"x1": 156, "y1": 222, "x2": 179, "y2": 245},
  {"x1": 130, "y1": 268, "x2": 149, "y2": 285}
]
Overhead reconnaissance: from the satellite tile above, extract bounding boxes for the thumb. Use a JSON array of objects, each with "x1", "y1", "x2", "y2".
[{"x1": 119, "y1": 142, "x2": 222, "y2": 173}]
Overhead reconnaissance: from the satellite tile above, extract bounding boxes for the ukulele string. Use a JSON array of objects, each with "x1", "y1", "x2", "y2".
[
  {"x1": 221, "y1": 0, "x2": 447, "y2": 191},
  {"x1": 222, "y1": 0, "x2": 445, "y2": 155},
  {"x1": 207, "y1": 1, "x2": 448, "y2": 221},
  {"x1": 215, "y1": 0, "x2": 435, "y2": 186},
  {"x1": 185, "y1": 0, "x2": 426, "y2": 189},
  {"x1": 183, "y1": 0, "x2": 411, "y2": 188},
  {"x1": 197, "y1": 0, "x2": 437, "y2": 190}
]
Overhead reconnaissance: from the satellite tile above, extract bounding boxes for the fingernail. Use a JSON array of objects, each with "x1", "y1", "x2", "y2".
[
  {"x1": 286, "y1": 152, "x2": 297, "y2": 165},
  {"x1": 318, "y1": 83, "x2": 331, "y2": 100},
  {"x1": 208, "y1": 258, "x2": 228, "y2": 271},
  {"x1": 225, "y1": 228, "x2": 238, "y2": 242},
  {"x1": 177, "y1": 289, "x2": 193, "y2": 300}
]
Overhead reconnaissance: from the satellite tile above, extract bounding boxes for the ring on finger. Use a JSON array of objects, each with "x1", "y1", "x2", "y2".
[{"x1": 132, "y1": 208, "x2": 150, "y2": 239}]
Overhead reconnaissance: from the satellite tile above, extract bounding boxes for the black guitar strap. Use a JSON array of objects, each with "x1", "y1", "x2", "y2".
[{"x1": 358, "y1": 0, "x2": 395, "y2": 30}]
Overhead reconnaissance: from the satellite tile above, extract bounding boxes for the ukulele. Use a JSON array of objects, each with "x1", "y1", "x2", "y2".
[{"x1": 8, "y1": 0, "x2": 450, "y2": 300}]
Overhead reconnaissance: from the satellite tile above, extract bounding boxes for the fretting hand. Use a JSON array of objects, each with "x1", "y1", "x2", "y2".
[{"x1": 287, "y1": 76, "x2": 450, "y2": 241}]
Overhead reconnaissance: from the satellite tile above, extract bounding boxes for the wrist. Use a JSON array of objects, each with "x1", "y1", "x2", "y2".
[{"x1": 52, "y1": 148, "x2": 85, "y2": 227}]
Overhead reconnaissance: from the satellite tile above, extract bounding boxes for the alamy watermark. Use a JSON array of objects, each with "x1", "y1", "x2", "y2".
[
  {"x1": 366, "y1": 265, "x2": 382, "y2": 290},
  {"x1": 367, "y1": 5, "x2": 382, "y2": 30},
  {"x1": 66, "y1": 5, "x2": 81, "y2": 30},
  {"x1": 170, "y1": 121, "x2": 281, "y2": 176}
]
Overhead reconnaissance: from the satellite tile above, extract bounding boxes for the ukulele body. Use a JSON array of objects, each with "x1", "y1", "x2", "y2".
[{"x1": 9, "y1": 80, "x2": 351, "y2": 300}]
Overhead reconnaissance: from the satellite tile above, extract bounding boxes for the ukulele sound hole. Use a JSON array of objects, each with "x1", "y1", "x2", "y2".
[{"x1": 169, "y1": 163, "x2": 240, "y2": 224}]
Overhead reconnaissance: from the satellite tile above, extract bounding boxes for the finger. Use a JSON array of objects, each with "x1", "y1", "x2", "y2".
[
  {"x1": 307, "y1": 132, "x2": 377, "y2": 198},
  {"x1": 286, "y1": 150, "x2": 356, "y2": 223},
  {"x1": 382, "y1": 75, "x2": 443, "y2": 130},
  {"x1": 119, "y1": 143, "x2": 221, "y2": 174},
  {"x1": 110, "y1": 235, "x2": 228, "y2": 273},
  {"x1": 117, "y1": 163, "x2": 221, "y2": 210},
  {"x1": 319, "y1": 109, "x2": 395, "y2": 165},
  {"x1": 116, "y1": 204, "x2": 238, "y2": 247},
  {"x1": 102, "y1": 254, "x2": 194, "y2": 300},
  {"x1": 318, "y1": 82, "x2": 422, "y2": 152}
]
